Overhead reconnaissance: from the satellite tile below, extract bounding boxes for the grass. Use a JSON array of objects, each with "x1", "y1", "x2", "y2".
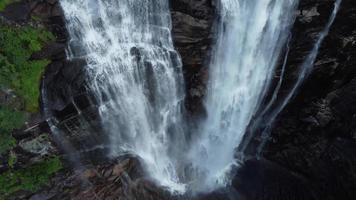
[
  {"x1": 0, "y1": 0, "x2": 19, "y2": 12},
  {"x1": 0, "y1": 106, "x2": 25, "y2": 154},
  {"x1": 0, "y1": 157, "x2": 63, "y2": 199},
  {"x1": 0, "y1": 25, "x2": 54, "y2": 112}
]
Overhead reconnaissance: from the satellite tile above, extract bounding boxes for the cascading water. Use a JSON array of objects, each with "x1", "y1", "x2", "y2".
[
  {"x1": 187, "y1": 0, "x2": 298, "y2": 191},
  {"x1": 60, "y1": 0, "x2": 186, "y2": 191}
]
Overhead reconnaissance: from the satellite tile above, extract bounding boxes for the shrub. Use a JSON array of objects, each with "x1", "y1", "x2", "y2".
[{"x1": 0, "y1": 157, "x2": 63, "y2": 199}]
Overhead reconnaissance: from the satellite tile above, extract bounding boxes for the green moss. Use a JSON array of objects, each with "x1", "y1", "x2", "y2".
[
  {"x1": 0, "y1": 0, "x2": 19, "y2": 12},
  {"x1": 0, "y1": 157, "x2": 63, "y2": 199},
  {"x1": 0, "y1": 25, "x2": 54, "y2": 112},
  {"x1": 0, "y1": 106, "x2": 25, "y2": 154}
]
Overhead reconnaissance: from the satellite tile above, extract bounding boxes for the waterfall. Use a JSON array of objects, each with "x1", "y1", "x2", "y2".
[
  {"x1": 54, "y1": 0, "x2": 340, "y2": 194},
  {"x1": 60, "y1": 0, "x2": 186, "y2": 192},
  {"x1": 187, "y1": 0, "x2": 298, "y2": 191}
]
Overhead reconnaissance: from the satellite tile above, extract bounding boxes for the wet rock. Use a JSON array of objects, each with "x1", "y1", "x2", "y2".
[
  {"x1": 171, "y1": 0, "x2": 215, "y2": 115},
  {"x1": 171, "y1": 10, "x2": 211, "y2": 84},
  {"x1": 29, "y1": 0, "x2": 63, "y2": 18},
  {"x1": 43, "y1": 58, "x2": 88, "y2": 112}
]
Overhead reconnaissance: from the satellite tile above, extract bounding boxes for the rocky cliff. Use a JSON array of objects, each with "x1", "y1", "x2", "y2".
[{"x1": 262, "y1": 0, "x2": 356, "y2": 199}]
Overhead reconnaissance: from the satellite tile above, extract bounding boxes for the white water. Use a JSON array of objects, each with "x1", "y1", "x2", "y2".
[
  {"x1": 187, "y1": 0, "x2": 298, "y2": 191},
  {"x1": 60, "y1": 0, "x2": 186, "y2": 192}
]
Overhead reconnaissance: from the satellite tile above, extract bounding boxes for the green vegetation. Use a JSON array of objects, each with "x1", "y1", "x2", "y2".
[
  {"x1": 0, "y1": 25, "x2": 54, "y2": 112},
  {"x1": 0, "y1": 106, "x2": 25, "y2": 154},
  {"x1": 7, "y1": 151, "x2": 17, "y2": 168},
  {"x1": 0, "y1": 133, "x2": 16, "y2": 156},
  {"x1": 0, "y1": 157, "x2": 63, "y2": 199},
  {"x1": 0, "y1": 0, "x2": 19, "y2": 12},
  {"x1": 0, "y1": 7, "x2": 60, "y2": 199}
]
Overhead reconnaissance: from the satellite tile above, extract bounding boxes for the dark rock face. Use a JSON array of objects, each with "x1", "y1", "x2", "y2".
[
  {"x1": 233, "y1": 159, "x2": 317, "y2": 200},
  {"x1": 43, "y1": 58, "x2": 88, "y2": 112},
  {"x1": 170, "y1": 0, "x2": 215, "y2": 115},
  {"x1": 262, "y1": 0, "x2": 356, "y2": 199}
]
